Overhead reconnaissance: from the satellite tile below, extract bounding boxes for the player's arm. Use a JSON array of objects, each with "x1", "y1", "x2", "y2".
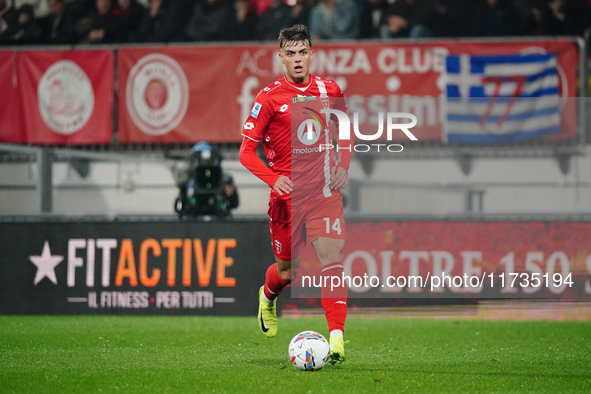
[{"x1": 239, "y1": 138, "x2": 293, "y2": 195}]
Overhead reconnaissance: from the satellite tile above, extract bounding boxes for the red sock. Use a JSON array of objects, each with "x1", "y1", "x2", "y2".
[
  {"x1": 263, "y1": 263, "x2": 288, "y2": 301},
  {"x1": 321, "y1": 263, "x2": 347, "y2": 333}
]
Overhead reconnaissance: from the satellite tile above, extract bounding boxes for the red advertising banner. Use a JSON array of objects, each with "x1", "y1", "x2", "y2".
[
  {"x1": 17, "y1": 50, "x2": 113, "y2": 144},
  {"x1": 0, "y1": 220, "x2": 273, "y2": 315},
  {"x1": 294, "y1": 221, "x2": 591, "y2": 298},
  {"x1": 117, "y1": 40, "x2": 578, "y2": 143},
  {"x1": 0, "y1": 51, "x2": 25, "y2": 143}
]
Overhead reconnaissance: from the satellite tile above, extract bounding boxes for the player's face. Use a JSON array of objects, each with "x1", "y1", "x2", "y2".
[{"x1": 280, "y1": 40, "x2": 313, "y2": 84}]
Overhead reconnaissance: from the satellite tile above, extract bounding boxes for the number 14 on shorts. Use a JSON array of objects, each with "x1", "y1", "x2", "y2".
[{"x1": 323, "y1": 217, "x2": 342, "y2": 235}]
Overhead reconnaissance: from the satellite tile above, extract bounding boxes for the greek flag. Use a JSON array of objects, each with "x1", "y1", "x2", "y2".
[{"x1": 444, "y1": 53, "x2": 561, "y2": 143}]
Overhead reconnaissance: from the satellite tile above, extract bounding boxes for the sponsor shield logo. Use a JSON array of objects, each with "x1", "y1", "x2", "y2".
[
  {"x1": 37, "y1": 60, "x2": 94, "y2": 135},
  {"x1": 126, "y1": 54, "x2": 189, "y2": 136}
]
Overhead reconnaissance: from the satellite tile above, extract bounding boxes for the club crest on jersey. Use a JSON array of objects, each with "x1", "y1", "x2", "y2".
[
  {"x1": 292, "y1": 94, "x2": 317, "y2": 104},
  {"x1": 250, "y1": 102, "x2": 262, "y2": 118},
  {"x1": 320, "y1": 93, "x2": 329, "y2": 110}
]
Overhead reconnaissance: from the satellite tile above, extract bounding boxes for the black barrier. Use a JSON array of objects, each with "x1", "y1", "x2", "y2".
[{"x1": 0, "y1": 220, "x2": 274, "y2": 315}]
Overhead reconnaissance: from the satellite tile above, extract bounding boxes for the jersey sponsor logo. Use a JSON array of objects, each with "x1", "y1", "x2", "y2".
[
  {"x1": 292, "y1": 146, "x2": 323, "y2": 155},
  {"x1": 279, "y1": 104, "x2": 289, "y2": 112},
  {"x1": 296, "y1": 119, "x2": 321, "y2": 146},
  {"x1": 292, "y1": 94, "x2": 317, "y2": 104},
  {"x1": 126, "y1": 54, "x2": 189, "y2": 136},
  {"x1": 243, "y1": 122, "x2": 254, "y2": 130},
  {"x1": 250, "y1": 102, "x2": 262, "y2": 118},
  {"x1": 37, "y1": 60, "x2": 94, "y2": 135}
]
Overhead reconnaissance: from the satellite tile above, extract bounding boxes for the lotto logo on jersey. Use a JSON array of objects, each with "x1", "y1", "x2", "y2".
[
  {"x1": 244, "y1": 122, "x2": 254, "y2": 130},
  {"x1": 250, "y1": 102, "x2": 262, "y2": 118}
]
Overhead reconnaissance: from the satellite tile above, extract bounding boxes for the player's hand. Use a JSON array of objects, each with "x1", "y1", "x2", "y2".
[
  {"x1": 273, "y1": 176, "x2": 293, "y2": 195},
  {"x1": 330, "y1": 166, "x2": 348, "y2": 190}
]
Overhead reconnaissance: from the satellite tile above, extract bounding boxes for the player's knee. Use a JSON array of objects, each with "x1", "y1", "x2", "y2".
[{"x1": 278, "y1": 266, "x2": 294, "y2": 283}]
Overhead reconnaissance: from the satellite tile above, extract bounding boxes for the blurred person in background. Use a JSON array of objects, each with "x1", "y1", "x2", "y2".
[
  {"x1": 0, "y1": 0, "x2": 16, "y2": 38},
  {"x1": 380, "y1": 0, "x2": 435, "y2": 39},
  {"x1": 359, "y1": 0, "x2": 387, "y2": 39},
  {"x1": 222, "y1": 0, "x2": 257, "y2": 41},
  {"x1": 111, "y1": 0, "x2": 144, "y2": 42},
  {"x1": 0, "y1": 4, "x2": 41, "y2": 44},
  {"x1": 75, "y1": 0, "x2": 118, "y2": 43},
  {"x1": 291, "y1": 0, "x2": 311, "y2": 26},
  {"x1": 470, "y1": 0, "x2": 519, "y2": 37},
  {"x1": 257, "y1": 0, "x2": 291, "y2": 41},
  {"x1": 309, "y1": 0, "x2": 360, "y2": 40},
  {"x1": 430, "y1": 0, "x2": 455, "y2": 37},
  {"x1": 530, "y1": 0, "x2": 591, "y2": 35},
  {"x1": 445, "y1": 0, "x2": 486, "y2": 37},
  {"x1": 134, "y1": 0, "x2": 185, "y2": 42},
  {"x1": 38, "y1": 0, "x2": 75, "y2": 44},
  {"x1": 185, "y1": 0, "x2": 230, "y2": 41},
  {"x1": 9, "y1": 0, "x2": 50, "y2": 18}
]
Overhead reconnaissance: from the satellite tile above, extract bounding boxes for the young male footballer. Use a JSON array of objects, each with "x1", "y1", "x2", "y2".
[{"x1": 239, "y1": 24, "x2": 352, "y2": 363}]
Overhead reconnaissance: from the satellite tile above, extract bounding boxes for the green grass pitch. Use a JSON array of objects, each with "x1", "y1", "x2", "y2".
[{"x1": 1, "y1": 315, "x2": 590, "y2": 393}]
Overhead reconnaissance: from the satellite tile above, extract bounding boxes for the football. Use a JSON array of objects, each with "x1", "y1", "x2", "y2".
[{"x1": 288, "y1": 331, "x2": 331, "y2": 371}]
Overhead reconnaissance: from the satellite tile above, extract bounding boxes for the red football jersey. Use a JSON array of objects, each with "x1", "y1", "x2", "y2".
[{"x1": 241, "y1": 75, "x2": 350, "y2": 204}]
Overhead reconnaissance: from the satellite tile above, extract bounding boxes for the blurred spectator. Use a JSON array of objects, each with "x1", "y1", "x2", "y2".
[
  {"x1": 0, "y1": 4, "x2": 41, "y2": 44},
  {"x1": 471, "y1": 0, "x2": 520, "y2": 37},
  {"x1": 291, "y1": 0, "x2": 311, "y2": 26},
  {"x1": 222, "y1": 173, "x2": 239, "y2": 210},
  {"x1": 446, "y1": 0, "x2": 487, "y2": 37},
  {"x1": 359, "y1": 0, "x2": 387, "y2": 39},
  {"x1": 185, "y1": 0, "x2": 230, "y2": 41},
  {"x1": 310, "y1": 0, "x2": 359, "y2": 40},
  {"x1": 431, "y1": 0, "x2": 455, "y2": 37},
  {"x1": 10, "y1": 0, "x2": 50, "y2": 18},
  {"x1": 257, "y1": 0, "x2": 291, "y2": 41},
  {"x1": 521, "y1": 0, "x2": 555, "y2": 35},
  {"x1": 381, "y1": 0, "x2": 435, "y2": 39},
  {"x1": 75, "y1": 0, "x2": 119, "y2": 43},
  {"x1": 222, "y1": 0, "x2": 257, "y2": 41},
  {"x1": 111, "y1": 0, "x2": 144, "y2": 42},
  {"x1": 135, "y1": 0, "x2": 185, "y2": 42},
  {"x1": 0, "y1": 0, "x2": 16, "y2": 38},
  {"x1": 536, "y1": 0, "x2": 591, "y2": 35},
  {"x1": 251, "y1": 0, "x2": 269, "y2": 16},
  {"x1": 38, "y1": 0, "x2": 75, "y2": 44},
  {"x1": 67, "y1": 0, "x2": 95, "y2": 22}
]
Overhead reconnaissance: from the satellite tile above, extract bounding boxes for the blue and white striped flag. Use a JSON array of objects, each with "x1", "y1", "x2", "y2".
[{"x1": 444, "y1": 53, "x2": 561, "y2": 143}]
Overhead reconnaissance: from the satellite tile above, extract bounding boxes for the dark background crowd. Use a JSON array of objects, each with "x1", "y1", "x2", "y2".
[{"x1": 0, "y1": 0, "x2": 590, "y2": 45}]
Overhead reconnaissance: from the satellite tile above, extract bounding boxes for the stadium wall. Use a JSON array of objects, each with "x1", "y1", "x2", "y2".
[{"x1": 1, "y1": 153, "x2": 591, "y2": 216}]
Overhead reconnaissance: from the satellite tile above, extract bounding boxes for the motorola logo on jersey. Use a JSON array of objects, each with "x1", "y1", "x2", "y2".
[{"x1": 296, "y1": 119, "x2": 322, "y2": 146}]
